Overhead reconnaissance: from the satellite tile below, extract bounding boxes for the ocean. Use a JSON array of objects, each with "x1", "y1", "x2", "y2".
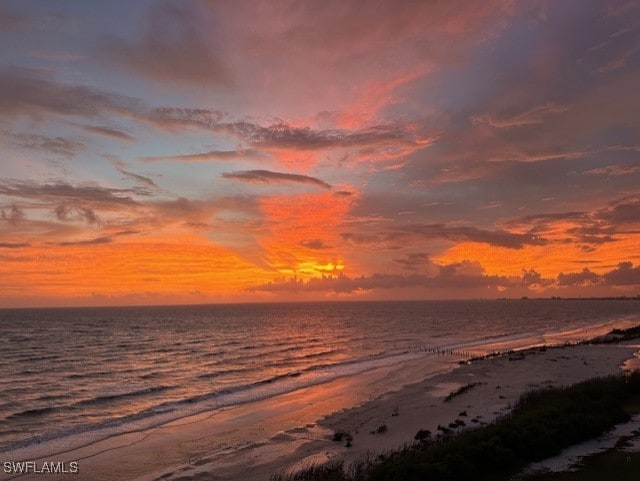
[{"x1": 1, "y1": 299, "x2": 640, "y2": 461}]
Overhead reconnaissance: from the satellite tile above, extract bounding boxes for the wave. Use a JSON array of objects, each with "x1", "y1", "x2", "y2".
[
  {"x1": 17, "y1": 354, "x2": 61, "y2": 363},
  {"x1": 5, "y1": 385, "x2": 176, "y2": 422},
  {"x1": 65, "y1": 371, "x2": 111, "y2": 380},
  {"x1": 6, "y1": 406, "x2": 59, "y2": 420},
  {"x1": 3, "y1": 301, "x2": 639, "y2": 459},
  {"x1": 72, "y1": 385, "x2": 175, "y2": 407},
  {"x1": 196, "y1": 366, "x2": 255, "y2": 380},
  {"x1": 0, "y1": 350, "x2": 423, "y2": 455}
]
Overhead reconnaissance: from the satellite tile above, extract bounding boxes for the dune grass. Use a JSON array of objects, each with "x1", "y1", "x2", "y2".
[
  {"x1": 521, "y1": 449, "x2": 640, "y2": 481},
  {"x1": 271, "y1": 372, "x2": 640, "y2": 481}
]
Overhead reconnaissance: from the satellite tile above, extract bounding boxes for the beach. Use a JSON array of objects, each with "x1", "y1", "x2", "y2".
[{"x1": 3, "y1": 338, "x2": 638, "y2": 481}]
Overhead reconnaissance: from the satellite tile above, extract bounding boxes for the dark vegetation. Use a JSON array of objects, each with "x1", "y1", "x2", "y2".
[
  {"x1": 333, "y1": 429, "x2": 353, "y2": 448},
  {"x1": 521, "y1": 449, "x2": 640, "y2": 481},
  {"x1": 272, "y1": 372, "x2": 640, "y2": 481},
  {"x1": 589, "y1": 325, "x2": 640, "y2": 344},
  {"x1": 443, "y1": 382, "x2": 482, "y2": 402}
]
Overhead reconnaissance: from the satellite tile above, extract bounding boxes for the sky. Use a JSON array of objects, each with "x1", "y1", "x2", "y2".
[{"x1": 1, "y1": 0, "x2": 640, "y2": 307}]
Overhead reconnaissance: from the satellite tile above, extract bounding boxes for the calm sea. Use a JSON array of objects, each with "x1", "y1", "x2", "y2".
[{"x1": 1, "y1": 300, "x2": 639, "y2": 458}]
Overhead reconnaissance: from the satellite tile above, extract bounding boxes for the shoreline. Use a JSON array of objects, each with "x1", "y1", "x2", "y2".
[
  {"x1": 0, "y1": 352, "x2": 460, "y2": 481},
  {"x1": 2, "y1": 337, "x2": 638, "y2": 481},
  {"x1": 292, "y1": 341, "x2": 640, "y2": 478}
]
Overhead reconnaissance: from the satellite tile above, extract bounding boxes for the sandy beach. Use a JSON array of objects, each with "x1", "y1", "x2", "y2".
[{"x1": 3, "y1": 340, "x2": 638, "y2": 481}]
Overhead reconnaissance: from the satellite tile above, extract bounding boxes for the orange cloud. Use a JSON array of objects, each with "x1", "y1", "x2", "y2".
[
  {"x1": 435, "y1": 234, "x2": 640, "y2": 279},
  {"x1": 0, "y1": 235, "x2": 270, "y2": 306},
  {"x1": 258, "y1": 190, "x2": 356, "y2": 277}
]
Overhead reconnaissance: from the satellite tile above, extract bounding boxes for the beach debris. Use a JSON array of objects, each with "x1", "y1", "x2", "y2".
[
  {"x1": 414, "y1": 429, "x2": 431, "y2": 442},
  {"x1": 444, "y1": 382, "x2": 483, "y2": 402},
  {"x1": 332, "y1": 429, "x2": 353, "y2": 447},
  {"x1": 371, "y1": 424, "x2": 388, "y2": 435},
  {"x1": 437, "y1": 424, "x2": 452, "y2": 435}
]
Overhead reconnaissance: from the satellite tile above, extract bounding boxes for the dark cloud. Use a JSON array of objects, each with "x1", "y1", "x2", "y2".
[
  {"x1": 222, "y1": 170, "x2": 332, "y2": 190},
  {"x1": 146, "y1": 196, "x2": 258, "y2": 227},
  {"x1": 603, "y1": 261, "x2": 640, "y2": 285},
  {"x1": 117, "y1": 168, "x2": 160, "y2": 191},
  {"x1": 100, "y1": 2, "x2": 228, "y2": 85},
  {"x1": 146, "y1": 108, "x2": 425, "y2": 153},
  {"x1": 148, "y1": 107, "x2": 426, "y2": 150},
  {"x1": 252, "y1": 259, "x2": 640, "y2": 294},
  {"x1": 334, "y1": 191, "x2": 355, "y2": 198},
  {"x1": 146, "y1": 107, "x2": 225, "y2": 131},
  {"x1": 423, "y1": 224, "x2": 547, "y2": 249},
  {"x1": 394, "y1": 253, "x2": 430, "y2": 271},
  {"x1": 1, "y1": 205, "x2": 25, "y2": 225},
  {"x1": 342, "y1": 223, "x2": 548, "y2": 250},
  {"x1": 76, "y1": 124, "x2": 136, "y2": 141},
  {"x1": 150, "y1": 197, "x2": 213, "y2": 219},
  {"x1": 221, "y1": 121, "x2": 420, "y2": 151},
  {"x1": 506, "y1": 211, "x2": 586, "y2": 231},
  {"x1": 142, "y1": 149, "x2": 261, "y2": 163},
  {"x1": 566, "y1": 228, "x2": 616, "y2": 245},
  {"x1": 251, "y1": 273, "x2": 432, "y2": 294},
  {"x1": 300, "y1": 239, "x2": 331, "y2": 250},
  {"x1": 504, "y1": 195, "x2": 640, "y2": 247},
  {"x1": 554, "y1": 262, "x2": 640, "y2": 287},
  {"x1": 57, "y1": 235, "x2": 113, "y2": 247},
  {"x1": 54, "y1": 205, "x2": 100, "y2": 226},
  {"x1": 596, "y1": 197, "x2": 640, "y2": 224},
  {"x1": 520, "y1": 269, "x2": 553, "y2": 287},
  {"x1": 557, "y1": 268, "x2": 602, "y2": 286},
  {"x1": 0, "y1": 241, "x2": 30, "y2": 248},
  {"x1": 1, "y1": 131, "x2": 85, "y2": 158},
  {"x1": 0, "y1": 180, "x2": 141, "y2": 208},
  {"x1": 0, "y1": 68, "x2": 141, "y2": 121},
  {"x1": 251, "y1": 260, "x2": 518, "y2": 294}
]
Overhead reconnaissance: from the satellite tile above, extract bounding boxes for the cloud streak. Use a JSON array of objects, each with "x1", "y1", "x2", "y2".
[
  {"x1": 116, "y1": 168, "x2": 160, "y2": 191},
  {"x1": 0, "y1": 180, "x2": 142, "y2": 207},
  {"x1": 0, "y1": 68, "x2": 141, "y2": 121},
  {"x1": 222, "y1": 170, "x2": 332, "y2": 190},
  {"x1": 142, "y1": 149, "x2": 262, "y2": 163},
  {"x1": 76, "y1": 124, "x2": 136, "y2": 141},
  {"x1": 1, "y1": 130, "x2": 85, "y2": 158},
  {"x1": 342, "y1": 223, "x2": 548, "y2": 250}
]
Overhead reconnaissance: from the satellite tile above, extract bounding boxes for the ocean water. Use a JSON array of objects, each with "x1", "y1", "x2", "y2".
[{"x1": 1, "y1": 299, "x2": 640, "y2": 459}]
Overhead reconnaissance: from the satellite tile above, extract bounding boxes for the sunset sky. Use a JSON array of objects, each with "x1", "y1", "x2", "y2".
[{"x1": 1, "y1": 0, "x2": 640, "y2": 306}]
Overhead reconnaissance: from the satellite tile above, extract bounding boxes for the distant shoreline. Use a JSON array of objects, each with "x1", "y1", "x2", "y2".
[{"x1": 1, "y1": 296, "x2": 640, "y2": 311}]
